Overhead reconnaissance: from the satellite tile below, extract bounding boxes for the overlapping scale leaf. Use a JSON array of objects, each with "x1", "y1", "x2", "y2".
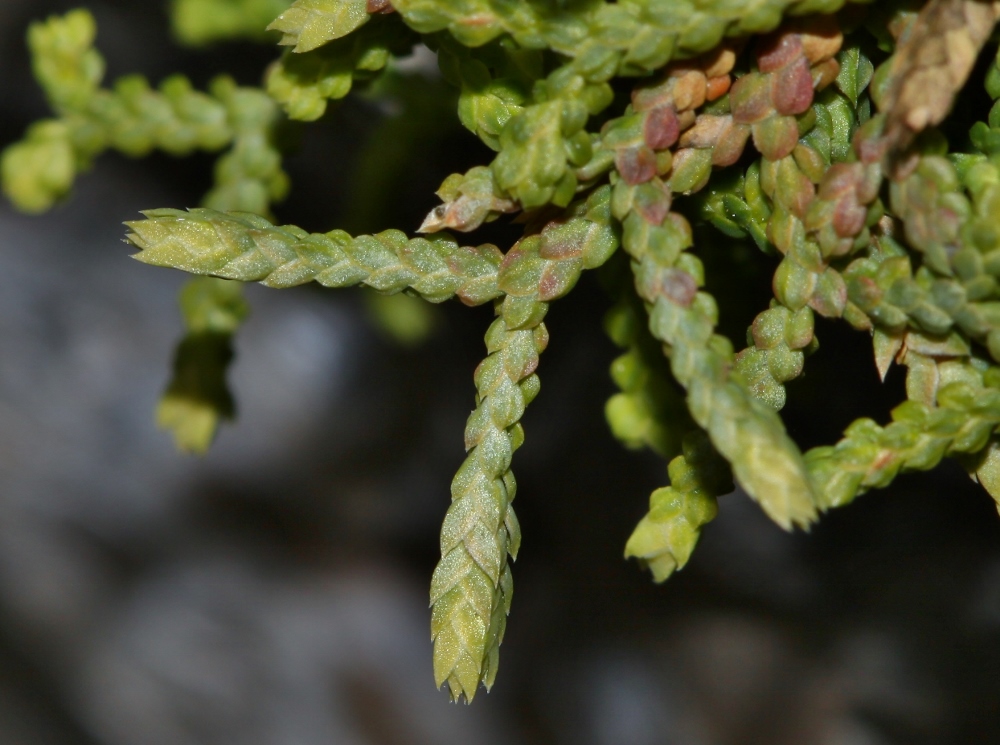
[
  {"x1": 5, "y1": 12, "x2": 300, "y2": 452},
  {"x1": 807, "y1": 364, "x2": 1000, "y2": 509},
  {"x1": 625, "y1": 432, "x2": 730, "y2": 582},
  {"x1": 716, "y1": 24, "x2": 885, "y2": 409},
  {"x1": 599, "y1": 40, "x2": 825, "y2": 529},
  {"x1": 162, "y1": 79, "x2": 289, "y2": 452},
  {"x1": 47, "y1": 0, "x2": 1000, "y2": 705},
  {"x1": 419, "y1": 166, "x2": 518, "y2": 234},
  {"x1": 615, "y1": 172, "x2": 819, "y2": 530},
  {"x1": 1, "y1": 10, "x2": 290, "y2": 214},
  {"x1": 200, "y1": 77, "x2": 289, "y2": 216},
  {"x1": 734, "y1": 303, "x2": 817, "y2": 411},
  {"x1": 267, "y1": 0, "x2": 371, "y2": 52},
  {"x1": 266, "y1": 15, "x2": 417, "y2": 121},
  {"x1": 435, "y1": 35, "x2": 541, "y2": 152},
  {"x1": 966, "y1": 437, "x2": 1000, "y2": 514},
  {"x1": 490, "y1": 104, "x2": 565, "y2": 208},
  {"x1": 0, "y1": 120, "x2": 77, "y2": 214},
  {"x1": 797, "y1": 7, "x2": 1000, "y2": 513},
  {"x1": 418, "y1": 59, "x2": 613, "y2": 219},
  {"x1": 604, "y1": 287, "x2": 692, "y2": 458},
  {"x1": 391, "y1": 0, "x2": 867, "y2": 80},
  {"x1": 26, "y1": 8, "x2": 104, "y2": 113},
  {"x1": 127, "y1": 208, "x2": 505, "y2": 306},
  {"x1": 431, "y1": 186, "x2": 619, "y2": 702},
  {"x1": 842, "y1": 158, "x2": 1000, "y2": 363},
  {"x1": 431, "y1": 310, "x2": 544, "y2": 702}
]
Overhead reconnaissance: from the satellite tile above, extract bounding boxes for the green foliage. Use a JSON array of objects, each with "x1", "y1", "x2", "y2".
[
  {"x1": 0, "y1": 8, "x2": 286, "y2": 214},
  {"x1": 1, "y1": 120, "x2": 76, "y2": 214},
  {"x1": 127, "y1": 207, "x2": 505, "y2": 304},
  {"x1": 268, "y1": 0, "x2": 371, "y2": 52},
  {"x1": 433, "y1": 34, "x2": 541, "y2": 152},
  {"x1": 624, "y1": 432, "x2": 729, "y2": 582},
  {"x1": 170, "y1": 0, "x2": 292, "y2": 46},
  {"x1": 158, "y1": 277, "x2": 249, "y2": 453},
  {"x1": 266, "y1": 15, "x2": 417, "y2": 120},
  {"x1": 1, "y1": 8, "x2": 285, "y2": 450},
  {"x1": 603, "y1": 282, "x2": 693, "y2": 458},
  {"x1": 8, "y1": 0, "x2": 1000, "y2": 705}
]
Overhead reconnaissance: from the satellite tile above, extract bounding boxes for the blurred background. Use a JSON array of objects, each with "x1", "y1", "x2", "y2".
[{"x1": 2, "y1": 2, "x2": 1000, "y2": 743}]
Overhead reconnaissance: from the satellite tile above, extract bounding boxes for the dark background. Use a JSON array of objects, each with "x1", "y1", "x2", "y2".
[{"x1": 1, "y1": 2, "x2": 999, "y2": 743}]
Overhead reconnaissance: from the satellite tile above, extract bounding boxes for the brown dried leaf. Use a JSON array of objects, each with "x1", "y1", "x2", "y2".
[
  {"x1": 418, "y1": 194, "x2": 517, "y2": 233},
  {"x1": 880, "y1": 0, "x2": 1000, "y2": 158}
]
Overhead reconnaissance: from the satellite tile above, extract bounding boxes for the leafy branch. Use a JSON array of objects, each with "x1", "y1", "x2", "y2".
[{"x1": 7, "y1": 0, "x2": 1000, "y2": 704}]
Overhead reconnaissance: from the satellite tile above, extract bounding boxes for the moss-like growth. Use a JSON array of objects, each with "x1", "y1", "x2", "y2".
[{"x1": 7, "y1": 0, "x2": 1000, "y2": 704}]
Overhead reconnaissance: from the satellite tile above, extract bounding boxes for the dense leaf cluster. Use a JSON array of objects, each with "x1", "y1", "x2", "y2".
[{"x1": 6, "y1": 0, "x2": 1000, "y2": 703}]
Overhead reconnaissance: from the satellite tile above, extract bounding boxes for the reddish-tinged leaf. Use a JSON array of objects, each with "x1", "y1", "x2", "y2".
[
  {"x1": 756, "y1": 31, "x2": 803, "y2": 73},
  {"x1": 645, "y1": 267, "x2": 697, "y2": 307},
  {"x1": 643, "y1": 105, "x2": 680, "y2": 150},
  {"x1": 832, "y1": 196, "x2": 867, "y2": 238},
  {"x1": 730, "y1": 73, "x2": 775, "y2": 124},
  {"x1": 615, "y1": 146, "x2": 657, "y2": 185},
  {"x1": 772, "y1": 57, "x2": 814, "y2": 116}
]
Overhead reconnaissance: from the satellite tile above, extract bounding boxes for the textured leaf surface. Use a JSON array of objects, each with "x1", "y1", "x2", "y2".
[
  {"x1": 876, "y1": 0, "x2": 1000, "y2": 159},
  {"x1": 267, "y1": 16, "x2": 417, "y2": 121},
  {"x1": 127, "y1": 208, "x2": 505, "y2": 306},
  {"x1": 605, "y1": 46, "x2": 823, "y2": 529},
  {"x1": 431, "y1": 187, "x2": 618, "y2": 702},
  {"x1": 625, "y1": 433, "x2": 728, "y2": 582},
  {"x1": 21, "y1": 0, "x2": 1000, "y2": 708},
  {"x1": 1, "y1": 11, "x2": 288, "y2": 215},
  {"x1": 267, "y1": 0, "x2": 370, "y2": 52},
  {"x1": 392, "y1": 0, "x2": 865, "y2": 77},
  {"x1": 807, "y1": 374, "x2": 1000, "y2": 510},
  {"x1": 419, "y1": 167, "x2": 518, "y2": 234}
]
